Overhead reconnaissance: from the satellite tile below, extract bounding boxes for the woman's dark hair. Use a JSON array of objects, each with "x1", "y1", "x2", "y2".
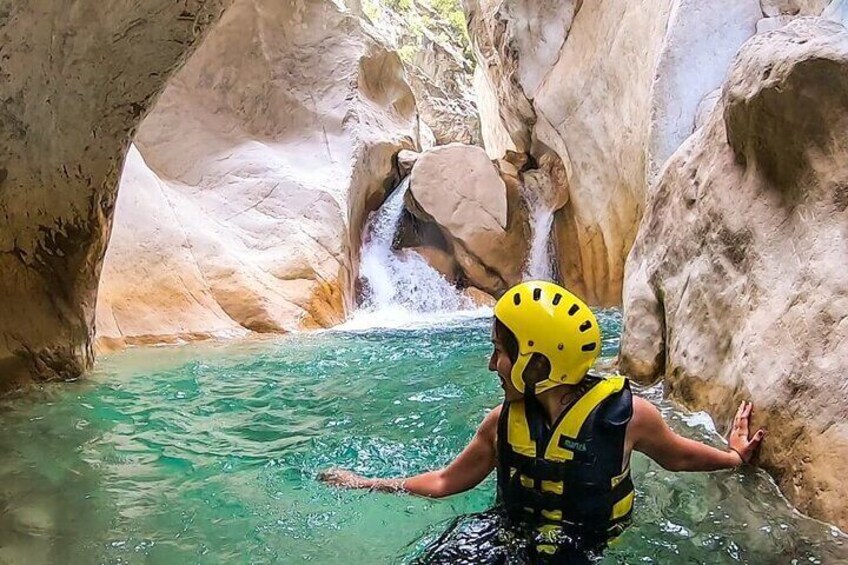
[
  {"x1": 494, "y1": 318, "x2": 520, "y2": 362},
  {"x1": 494, "y1": 318, "x2": 551, "y2": 384}
]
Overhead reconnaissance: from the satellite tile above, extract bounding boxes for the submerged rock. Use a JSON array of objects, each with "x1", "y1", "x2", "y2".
[
  {"x1": 621, "y1": 18, "x2": 848, "y2": 530},
  {"x1": 0, "y1": 0, "x2": 232, "y2": 386},
  {"x1": 96, "y1": 0, "x2": 418, "y2": 347},
  {"x1": 406, "y1": 144, "x2": 529, "y2": 296}
]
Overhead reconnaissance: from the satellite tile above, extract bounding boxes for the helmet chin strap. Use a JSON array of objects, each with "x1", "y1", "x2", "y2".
[
  {"x1": 513, "y1": 355, "x2": 559, "y2": 443},
  {"x1": 509, "y1": 355, "x2": 531, "y2": 394}
]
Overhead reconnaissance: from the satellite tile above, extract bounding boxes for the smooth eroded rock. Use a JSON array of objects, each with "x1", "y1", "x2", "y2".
[
  {"x1": 466, "y1": 0, "x2": 761, "y2": 306},
  {"x1": 406, "y1": 144, "x2": 528, "y2": 295},
  {"x1": 96, "y1": 0, "x2": 417, "y2": 346},
  {"x1": 621, "y1": 18, "x2": 848, "y2": 530},
  {"x1": 0, "y1": 0, "x2": 231, "y2": 387}
]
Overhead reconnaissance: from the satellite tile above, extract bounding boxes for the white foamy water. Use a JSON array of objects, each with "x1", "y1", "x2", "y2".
[
  {"x1": 523, "y1": 193, "x2": 556, "y2": 282},
  {"x1": 349, "y1": 177, "x2": 476, "y2": 329},
  {"x1": 336, "y1": 306, "x2": 492, "y2": 332}
]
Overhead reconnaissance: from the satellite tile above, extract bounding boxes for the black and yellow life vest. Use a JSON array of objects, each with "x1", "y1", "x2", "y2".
[{"x1": 496, "y1": 375, "x2": 635, "y2": 554}]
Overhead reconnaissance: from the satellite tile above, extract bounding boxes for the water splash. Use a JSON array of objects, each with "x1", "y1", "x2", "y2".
[
  {"x1": 523, "y1": 192, "x2": 556, "y2": 282},
  {"x1": 352, "y1": 177, "x2": 474, "y2": 329}
]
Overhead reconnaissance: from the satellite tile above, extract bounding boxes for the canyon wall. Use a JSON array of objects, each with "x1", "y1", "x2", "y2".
[
  {"x1": 95, "y1": 0, "x2": 418, "y2": 348},
  {"x1": 621, "y1": 17, "x2": 848, "y2": 530},
  {"x1": 0, "y1": 0, "x2": 232, "y2": 387},
  {"x1": 465, "y1": 0, "x2": 762, "y2": 304}
]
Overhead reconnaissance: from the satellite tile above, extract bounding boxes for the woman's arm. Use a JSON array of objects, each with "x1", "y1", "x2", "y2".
[
  {"x1": 631, "y1": 397, "x2": 766, "y2": 472},
  {"x1": 319, "y1": 406, "x2": 501, "y2": 498}
]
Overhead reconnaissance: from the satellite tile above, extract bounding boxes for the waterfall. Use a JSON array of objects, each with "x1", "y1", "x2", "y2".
[
  {"x1": 523, "y1": 194, "x2": 556, "y2": 282},
  {"x1": 350, "y1": 177, "x2": 473, "y2": 327}
]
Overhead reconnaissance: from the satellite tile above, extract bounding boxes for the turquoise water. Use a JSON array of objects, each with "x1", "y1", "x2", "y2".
[{"x1": 0, "y1": 312, "x2": 844, "y2": 564}]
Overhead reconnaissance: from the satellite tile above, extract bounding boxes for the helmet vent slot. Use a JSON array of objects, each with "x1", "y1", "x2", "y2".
[
  {"x1": 579, "y1": 320, "x2": 592, "y2": 332},
  {"x1": 513, "y1": 293, "x2": 522, "y2": 306},
  {"x1": 581, "y1": 343, "x2": 597, "y2": 352},
  {"x1": 532, "y1": 288, "x2": 542, "y2": 301},
  {"x1": 568, "y1": 304, "x2": 580, "y2": 316},
  {"x1": 552, "y1": 293, "x2": 562, "y2": 306}
]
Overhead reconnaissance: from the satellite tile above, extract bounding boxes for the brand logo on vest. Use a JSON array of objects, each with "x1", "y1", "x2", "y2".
[{"x1": 558, "y1": 437, "x2": 588, "y2": 452}]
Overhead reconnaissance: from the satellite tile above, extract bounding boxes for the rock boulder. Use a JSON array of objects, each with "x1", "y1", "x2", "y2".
[{"x1": 406, "y1": 144, "x2": 529, "y2": 295}]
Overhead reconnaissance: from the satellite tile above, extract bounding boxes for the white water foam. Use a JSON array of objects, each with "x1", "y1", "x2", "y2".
[
  {"x1": 523, "y1": 192, "x2": 556, "y2": 282},
  {"x1": 345, "y1": 177, "x2": 481, "y2": 330}
]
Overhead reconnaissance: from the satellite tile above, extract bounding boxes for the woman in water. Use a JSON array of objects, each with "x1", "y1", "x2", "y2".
[{"x1": 321, "y1": 282, "x2": 765, "y2": 563}]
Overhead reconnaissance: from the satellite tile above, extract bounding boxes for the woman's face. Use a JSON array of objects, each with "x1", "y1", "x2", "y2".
[{"x1": 489, "y1": 324, "x2": 523, "y2": 402}]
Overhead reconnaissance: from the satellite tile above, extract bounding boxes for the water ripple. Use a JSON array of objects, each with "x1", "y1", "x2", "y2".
[{"x1": 0, "y1": 314, "x2": 841, "y2": 563}]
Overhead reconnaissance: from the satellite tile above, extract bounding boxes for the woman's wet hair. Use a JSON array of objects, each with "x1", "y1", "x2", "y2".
[{"x1": 494, "y1": 318, "x2": 551, "y2": 384}]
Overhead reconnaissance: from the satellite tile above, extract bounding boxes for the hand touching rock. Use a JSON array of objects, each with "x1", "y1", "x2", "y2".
[{"x1": 728, "y1": 401, "x2": 766, "y2": 464}]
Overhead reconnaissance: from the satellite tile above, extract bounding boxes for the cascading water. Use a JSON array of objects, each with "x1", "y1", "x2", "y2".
[
  {"x1": 522, "y1": 192, "x2": 556, "y2": 282},
  {"x1": 349, "y1": 177, "x2": 474, "y2": 328}
]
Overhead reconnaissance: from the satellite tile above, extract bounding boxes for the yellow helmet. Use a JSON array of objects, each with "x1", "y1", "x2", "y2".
[{"x1": 493, "y1": 281, "x2": 601, "y2": 395}]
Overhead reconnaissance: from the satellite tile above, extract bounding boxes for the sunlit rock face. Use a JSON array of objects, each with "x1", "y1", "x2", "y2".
[
  {"x1": 465, "y1": 0, "x2": 762, "y2": 305},
  {"x1": 405, "y1": 38, "x2": 482, "y2": 146},
  {"x1": 621, "y1": 18, "x2": 848, "y2": 531},
  {"x1": 404, "y1": 144, "x2": 529, "y2": 296},
  {"x1": 355, "y1": 0, "x2": 481, "y2": 146},
  {"x1": 96, "y1": 0, "x2": 418, "y2": 348},
  {"x1": 0, "y1": 0, "x2": 232, "y2": 387}
]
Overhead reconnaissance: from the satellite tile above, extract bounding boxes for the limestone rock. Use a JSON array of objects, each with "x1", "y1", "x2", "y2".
[
  {"x1": 462, "y1": 0, "x2": 554, "y2": 152},
  {"x1": 695, "y1": 89, "x2": 722, "y2": 130},
  {"x1": 467, "y1": 0, "x2": 761, "y2": 305},
  {"x1": 406, "y1": 38, "x2": 482, "y2": 145},
  {"x1": 96, "y1": 0, "x2": 417, "y2": 346},
  {"x1": 398, "y1": 150, "x2": 420, "y2": 177},
  {"x1": 757, "y1": 14, "x2": 796, "y2": 33},
  {"x1": 0, "y1": 0, "x2": 232, "y2": 387},
  {"x1": 621, "y1": 18, "x2": 848, "y2": 530},
  {"x1": 541, "y1": 0, "x2": 761, "y2": 305},
  {"x1": 462, "y1": 286, "x2": 496, "y2": 307},
  {"x1": 473, "y1": 65, "x2": 517, "y2": 159},
  {"x1": 521, "y1": 153, "x2": 569, "y2": 212},
  {"x1": 757, "y1": 0, "x2": 832, "y2": 32},
  {"x1": 360, "y1": 0, "x2": 480, "y2": 146},
  {"x1": 822, "y1": 0, "x2": 848, "y2": 25},
  {"x1": 406, "y1": 144, "x2": 529, "y2": 295},
  {"x1": 760, "y1": 0, "x2": 831, "y2": 16}
]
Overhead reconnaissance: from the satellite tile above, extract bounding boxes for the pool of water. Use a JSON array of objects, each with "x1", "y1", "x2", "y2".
[{"x1": 0, "y1": 312, "x2": 844, "y2": 564}]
